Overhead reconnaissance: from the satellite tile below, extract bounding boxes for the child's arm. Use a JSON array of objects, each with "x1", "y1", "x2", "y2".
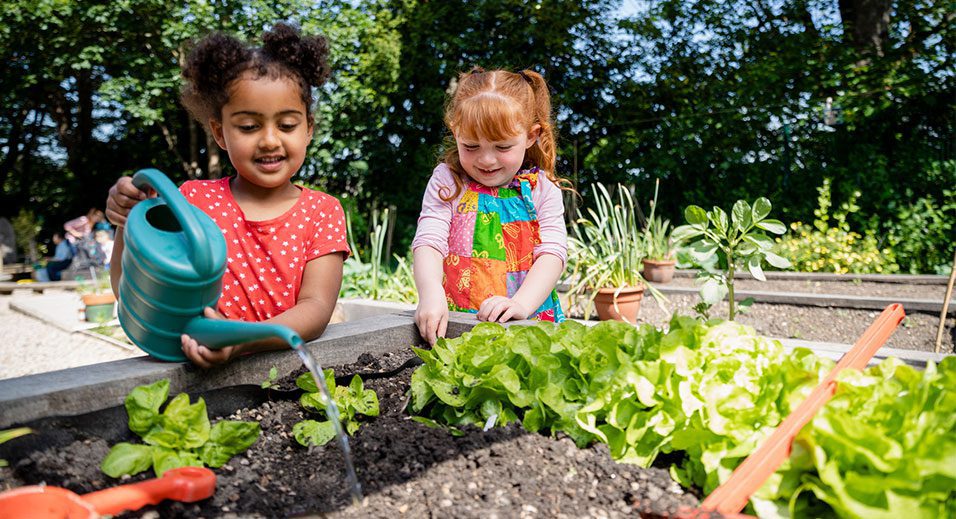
[
  {"x1": 104, "y1": 176, "x2": 150, "y2": 295},
  {"x1": 413, "y1": 245, "x2": 448, "y2": 346},
  {"x1": 181, "y1": 252, "x2": 345, "y2": 368},
  {"x1": 477, "y1": 253, "x2": 563, "y2": 323}
]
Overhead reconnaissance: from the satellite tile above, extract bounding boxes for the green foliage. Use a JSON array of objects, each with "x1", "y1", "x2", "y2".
[
  {"x1": 776, "y1": 179, "x2": 899, "y2": 274},
  {"x1": 0, "y1": 427, "x2": 31, "y2": 467},
  {"x1": 101, "y1": 379, "x2": 260, "y2": 478},
  {"x1": 260, "y1": 366, "x2": 279, "y2": 389},
  {"x1": 340, "y1": 207, "x2": 417, "y2": 303},
  {"x1": 409, "y1": 318, "x2": 832, "y2": 495},
  {"x1": 672, "y1": 197, "x2": 791, "y2": 320},
  {"x1": 566, "y1": 183, "x2": 648, "y2": 318},
  {"x1": 11, "y1": 209, "x2": 44, "y2": 262},
  {"x1": 753, "y1": 357, "x2": 956, "y2": 518},
  {"x1": 292, "y1": 369, "x2": 379, "y2": 447},
  {"x1": 641, "y1": 179, "x2": 674, "y2": 261},
  {"x1": 886, "y1": 187, "x2": 955, "y2": 275}
]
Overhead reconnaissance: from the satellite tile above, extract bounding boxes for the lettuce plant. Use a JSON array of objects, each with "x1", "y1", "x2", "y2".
[
  {"x1": 753, "y1": 357, "x2": 956, "y2": 518},
  {"x1": 293, "y1": 369, "x2": 379, "y2": 447},
  {"x1": 101, "y1": 379, "x2": 260, "y2": 478},
  {"x1": 410, "y1": 319, "x2": 831, "y2": 493}
]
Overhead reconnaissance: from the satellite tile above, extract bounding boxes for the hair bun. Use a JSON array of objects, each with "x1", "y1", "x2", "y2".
[
  {"x1": 184, "y1": 32, "x2": 249, "y2": 97},
  {"x1": 262, "y1": 22, "x2": 330, "y2": 87}
]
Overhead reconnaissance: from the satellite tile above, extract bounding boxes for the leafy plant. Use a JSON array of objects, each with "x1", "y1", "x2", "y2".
[
  {"x1": 754, "y1": 357, "x2": 956, "y2": 518},
  {"x1": 292, "y1": 370, "x2": 379, "y2": 447},
  {"x1": 101, "y1": 379, "x2": 260, "y2": 478},
  {"x1": 409, "y1": 318, "x2": 832, "y2": 495},
  {"x1": 672, "y1": 197, "x2": 791, "y2": 320},
  {"x1": 885, "y1": 189, "x2": 955, "y2": 274},
  {"x1": 76, "y1": 266, "x2": 113, "y2": 296},
  {"x1": 340, "y1": 208, "x2": 417, "y2": 304},
  {"x1": 640, "y1": 179, "x2": 674, "y2": 261},
  {"x1": 0, "y1": 427, "x2": 31, "y2": 467},
  {"x1": 260, "y1": 366, "x2": 279, "y2": 389},
  {"x1": 567, "y1": 183, "x2": 661, "y2": 318},
  {"x1": 775, "y1": 179, "x2": 899, "y2": 274},
  {"x1": 11, "y1": 209, "x2": 44, "y2": 264}
]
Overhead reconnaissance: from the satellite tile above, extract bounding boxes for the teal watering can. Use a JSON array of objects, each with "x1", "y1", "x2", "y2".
[{"x1": 118, "y1": 169, "x2": 302, "y2": 361}]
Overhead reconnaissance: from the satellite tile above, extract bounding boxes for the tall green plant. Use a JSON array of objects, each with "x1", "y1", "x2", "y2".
[
  {"x1": 567, "y1": 183, "x2": 648, "y2": 318},
  {"x1": 341, "y1": 208, "x2": 417, "y2": 303},
  {"x1": 672, "y1": 198, "x2": 791, "y2": 320},
  {"x1": 641, "y1": 179, "x2": 674, "y2": 261}
]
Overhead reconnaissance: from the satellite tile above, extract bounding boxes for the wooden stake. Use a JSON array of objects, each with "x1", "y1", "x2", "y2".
[{"x1": 935, "y1": 248, "x2": 956, "y2": 354}]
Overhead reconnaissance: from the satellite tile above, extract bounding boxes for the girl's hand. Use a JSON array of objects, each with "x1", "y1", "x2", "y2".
[
  {"x1": 106, "y1": 176, "x2": 152, "y2": 227},
  {"x1": 415, "y1": 291, "x2": 448, "y2": 346},
  {"x1": 181, "y1": 307, "x2": 238, "y2": 368},
  {"x1": 477, "y1": 296, "x2": 530, "y2": 323}
]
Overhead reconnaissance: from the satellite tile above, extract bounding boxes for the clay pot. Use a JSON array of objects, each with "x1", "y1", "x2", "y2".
[
  {"x1": 592, "y1": 285, "x2": 645, "y2": 324},
  {"x1": 82, "y1": 293, "x2": 116, "y2": 323},
  {"x1": 642, "y1": 258, "x2": 677, "y2": 284}
]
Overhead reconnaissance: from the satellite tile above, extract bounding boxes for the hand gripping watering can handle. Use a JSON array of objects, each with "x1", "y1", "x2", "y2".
[{"x1": 131, "y1": 168, "x2": 216, "y2": 278}]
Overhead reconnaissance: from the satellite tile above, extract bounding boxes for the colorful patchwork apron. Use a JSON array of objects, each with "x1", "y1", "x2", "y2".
[{"x1": 443, "y1": 168, "x2": 566, "y2": 322}]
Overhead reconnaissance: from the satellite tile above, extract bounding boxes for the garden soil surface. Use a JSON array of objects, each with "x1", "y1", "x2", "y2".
[
  {"x1": 568, "y1": 276, "x2": 954, "y2": 353},
  {"x1": 3, "y1": 350, "x2": 702, "y2": 518}
]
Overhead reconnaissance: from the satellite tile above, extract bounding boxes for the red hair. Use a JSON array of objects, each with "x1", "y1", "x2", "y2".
[{"x1": 440, "y1": 68, "x2": 572, "y2": 201}]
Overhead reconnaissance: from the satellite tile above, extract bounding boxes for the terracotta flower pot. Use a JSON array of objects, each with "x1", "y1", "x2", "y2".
[
  {"x1": 592, "y1": 285, "x2": 644, "y2": 324},
  {"x1": 642, "y1": 258, "x2": 677, "y2": 284},
  {"x1": 82, "y1": 293, "x2": 116, "y2": 323}
]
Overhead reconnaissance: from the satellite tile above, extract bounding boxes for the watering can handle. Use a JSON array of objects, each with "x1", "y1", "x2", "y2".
[{"x1": 132, "y1": 168, "x2": 215, "y2": 278}]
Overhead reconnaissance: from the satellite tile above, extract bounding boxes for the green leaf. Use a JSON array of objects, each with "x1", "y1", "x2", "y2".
[
  {"x1": 150, "y1": 393, "x2": 210, "y2": 449},
  {"x1": 293, "y1": 420, "x2": 337, "y2": 447},
  {"x1": 752, "y1": 198, "x2": 772, "y2": 221},
  {"x1": 199, "y1": 421, "x2": 260, "y2": 468},
  {"x1": 756, "y1": 219, "x2": 787, "y2": 235},
  {"x1": 732, "y1": 200, "x2": 752, "y2": 231},
  {"x1": 101, "y1": 442, "x2": 153, "y2": 478},
  {"x1": 125, "y1": 379, "x2": 169, "y2": 436},
  {"x1": 710, "y1": 206, "x2": 729, "y2": 235},
  {"x1": 700, "y1": 279, "x2": 725, "y2": 305},
  {"x1": 764, "y1": 251, "x2": 792, "y2": 269},
  {"x1": 684, "y1": 205, "x2": 708, "y2": 226},
  {"x1": 747, "y1": 255, "x2": 766, "y2": 281},
  {"x1": 151, "y1": 447, "x2": 201, "y2": 477}
]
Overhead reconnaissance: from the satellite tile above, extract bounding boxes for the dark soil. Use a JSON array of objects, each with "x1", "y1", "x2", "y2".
[
  {"x1": 2, "y1": 351, "x2": 701, "y2": 518},
  {"x1": 637, "y1": 294, "x2": 954, "y2": 354},
  {"x1": 665, "y1": 275, "x2": 946, "y2": 300}
]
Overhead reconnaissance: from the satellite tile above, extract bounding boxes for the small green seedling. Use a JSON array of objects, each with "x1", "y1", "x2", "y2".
[
  {"x1": 261, "y1": 366, "x2": 279, "y2": 389},
  {"x1": 293, "y1": 370, "x2": 379, "y2": 447},
  {"x1": 0, "y1": 427, "x2": 31, "y2": 467}
]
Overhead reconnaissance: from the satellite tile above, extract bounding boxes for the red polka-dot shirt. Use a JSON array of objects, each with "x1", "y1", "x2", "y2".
[{"x1": 180, "y1": 177, "x2": 349, "y2": 322}]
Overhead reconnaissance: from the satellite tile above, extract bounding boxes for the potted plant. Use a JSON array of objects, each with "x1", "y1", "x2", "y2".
[
  {"x1": 640, "y1": 179, "x2": 677, "y2": 283},
  {"x1": 567, "y1": 183, "x2": 651, "y2": 324},
  {"x1": 77, "y1": 267, "x2": 116, "y2": 323}
]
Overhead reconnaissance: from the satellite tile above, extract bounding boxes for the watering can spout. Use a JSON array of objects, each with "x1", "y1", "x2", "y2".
[{"x1": 183, "y1": 315, "x2": 303, "y2": 350}]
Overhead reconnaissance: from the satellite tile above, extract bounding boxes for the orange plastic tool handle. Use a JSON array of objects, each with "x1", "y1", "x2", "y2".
[
  {"x1": 699, "y1": 303, "x2": 905, "y2": 514},
  {"x1": 82, "y1": 466, "x2": 216, "y2": 516}
]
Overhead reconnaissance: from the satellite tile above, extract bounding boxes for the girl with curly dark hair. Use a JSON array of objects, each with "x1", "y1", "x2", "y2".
[{"x1": 106, "y1": 22, "x2": 348, "y2": 367}]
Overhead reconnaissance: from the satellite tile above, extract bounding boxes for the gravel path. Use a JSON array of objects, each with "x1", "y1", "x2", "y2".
[{"x1": 0, "y1": 293, "x2": 142, "y2": 381}]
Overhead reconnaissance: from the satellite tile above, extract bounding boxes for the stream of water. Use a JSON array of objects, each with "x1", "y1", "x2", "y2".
[{"x1": 294, "y1": 346, "x2": 363, "y2": 504}]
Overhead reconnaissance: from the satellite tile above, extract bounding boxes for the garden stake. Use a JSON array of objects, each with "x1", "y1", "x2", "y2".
[
  {"x1": 696, "y1": 303, "x2": 905, "y2": 515},
  {"x1": 935, "y1": 248, "x2": 956, "y2": 353}
]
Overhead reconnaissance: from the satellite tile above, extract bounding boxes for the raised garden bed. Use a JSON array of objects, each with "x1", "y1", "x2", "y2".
[{"x1": 0, "y1": 350, "x2": 699, "y2": 517}]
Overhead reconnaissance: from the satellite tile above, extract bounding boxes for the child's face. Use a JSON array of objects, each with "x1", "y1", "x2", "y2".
[
  {"x1": 456, "y1": 125, "x2": 540, "y2": 188},
  {"x1": 210, "y1": 74, "x2": 313, "y2": 190}
]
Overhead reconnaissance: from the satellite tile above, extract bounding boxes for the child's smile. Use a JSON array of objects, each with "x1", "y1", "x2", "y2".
[
  {"x1": 210, "y1": 74, "x2": 313, "y2": 190},
  {"x1": 456, "y1": 129, "x2": 539, "y2": 187}
]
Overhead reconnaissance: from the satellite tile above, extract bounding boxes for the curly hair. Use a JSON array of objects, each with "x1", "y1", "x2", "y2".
[
  {"x1": 180, "y1": 22, "x2": 330, "y2": 127},
  {"x1": 440, "y1": 67, "x2": 572, "y2": 201}
]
